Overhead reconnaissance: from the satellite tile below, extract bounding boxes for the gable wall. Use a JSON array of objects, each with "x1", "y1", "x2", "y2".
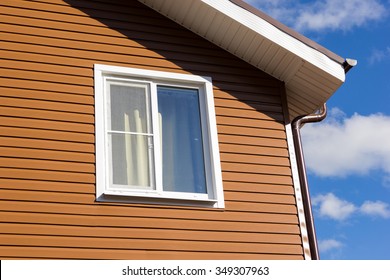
[{"x1": 0, "y1": 0, "x2": 303, "y2": 259}]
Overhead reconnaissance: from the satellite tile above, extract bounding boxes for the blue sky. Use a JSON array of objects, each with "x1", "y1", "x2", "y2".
[{"x1": 245, "y1": 0, "x2": 390, "y2": 259}]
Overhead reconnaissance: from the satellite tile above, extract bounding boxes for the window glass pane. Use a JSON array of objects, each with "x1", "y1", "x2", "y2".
[
  {"x1": 108, "y1": 83, "x2": 151, "y2": 134},
  {"x1": 107, "y1": 81, "x2": 154, "y2": 189},
  {"x1": 158, "y1": 86, "x2": 207, "y2": 194},
  {"x1": 110, "y1": 133, "x2": 154, "y2": 189}
]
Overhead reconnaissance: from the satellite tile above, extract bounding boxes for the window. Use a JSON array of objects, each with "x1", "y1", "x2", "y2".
[{"x1": 94, "y1": 64, "x2": 224, "y2": 208}]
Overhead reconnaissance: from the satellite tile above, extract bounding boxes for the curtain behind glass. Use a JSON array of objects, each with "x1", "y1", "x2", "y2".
[
  {"x1": 158, "y1": 86, "x2": 206, "y2": 193},
  {"x1": 108, "y1": 83, "x2": 154, "y2": 189}
]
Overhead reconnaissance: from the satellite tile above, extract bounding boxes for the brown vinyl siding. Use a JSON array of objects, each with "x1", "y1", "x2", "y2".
[{"x1": 0, "y1": 0, "x2": 302, "y2": 259}]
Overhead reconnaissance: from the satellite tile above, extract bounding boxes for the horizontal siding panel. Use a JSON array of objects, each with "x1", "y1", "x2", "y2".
[
  {"x1": 0, "y1": 45, "x2": 269, "y2": 91},
  {"x1": 224, "y1": 191, "x2": 295, "y2": 204},
  {"x1": 215, "y1": 98, "x2": 283, "y2": 113},
  {"x1": 0, "y1": 31, "x2": 260, "y2": 81},
  {"x1": 0, "y1": 168, "x2": 95, "y2": 183},
  {"x1": 2, "y1": 58, "x2": 278, "y2": 96},
  {"x1": 0, "y1": 126, "x2": 93, "y2": 143},
  {"x1": 0, "y1": 0, "x2": 128, "y2": 21},
  {"x1": 0, "y1": 40, "x2": 182, "y2": 72},
  {"x1": 221, "y1": 162, "x2": 291, "y2": 176},
  {"x1": 0, "y1": 106, "x2": 93, "y2": 124},
  {"x1": 0, "y1": 223, "x2": 302, "y2": 244},
  {"x1": 0, "y1": 13, "x2": 197, "y2": 44},
  {"x1": 0, "y1": 3, "x2": 274, "y2": 67},
  {"x1": 1, "y1": 31, "x2": 265, "y2": 73},
  {"x1": 218, "y1": 134, "x2": 287, "y2": 148},
  {"x1": 0, "y1": 50, "x2": 274, "y2": 95},
  {"x1": 0, "y1": 246, "x2": 303, "y2": 260},
  {"x1": 0, "y1": 46, "x2": 92, "y2": 70},
  {"x1": 210, "y1": 87, "x2": 281, "y2": 101},
  {"x1": 0, "y1": 189, "x2": 295, "y2": 215},
  {"x1": 0, "y1": 23, "x2": 191, "y2": 58},
  {"x1": 1, "y1": 23, "x2": 266, "y2": 75},
  {"x1": 216, "y1": 107, "x2": 284, "y2": 122},
  {"x1": 220, "y1": 153, "x2": 290, "y2": 166},
  {"x1": 0, "y1": 4, "x2": 190, "y2": 36},
  {"x1": 218, "y1": 125, "x2": 286, "y2": 139},
  {"x1": 0, "y1": 137, "x2": 94, "y2": 153},
  {"x1": 219, "y1": 143, "x2": 289, "y2": 157},
  {"x1": 0, "y1": 188, "x2": 294, "y2": 207},
  {"x1": 0, "y1": 234, "x2": 302, "y2": 255},
  {"x1": 213, "y1": 80, "x2": 280, "y2": 95},
  {"x1": 0, "y1": 67, "x2": 92, "y2": 87},
  {"x1": 0, "y1": 178, "x2": 94, "y2": 194},
  {"x1": 0, "y1": 158, "x2": 94, "y2": 174},
  {"x1": 223, "y1": 181, "x2": 294, "y2": 195},
  {"x1": 0, "y1": 77, "x2": 92, "y2": 96},
  {"x1": 2, "y1": 0, "x2": 159, "y2": 18},
  {"x1": 222, "y1": 172, "x2": 292, "y2": 185},
  {"x1": 217, "y1": 116, "x2": 285, "y2": 130},
  {"x1": 0, "y1": 189, "x2": 93, "y2": 204},
  {"x1": 0, "y1": 200, "x2": 298, "y2": 224},
  {"x1": 0, "y1": 147, "x2": 94, "y2": 163},
  {"x1": 226, "y1": 201, "x2": 296, "y2": 213},
  {"x1": 0, "y1": 41, "x2": 262, "y2": 79},
  {"x1": 0, "y1": 212, "x2": 300, "y2": 234},
  {"x1": 0, "y1": 116, "x2": 94, "y2": 134},
  {"x1": 1, "y1": 57, "x2": 91, "y2": 78},
  {"x1": 0, "y1": 87, "x2": 93, "y2": 105},
  {"x1": 0, "y1": 0, "x2": 303, "y2": 259}
]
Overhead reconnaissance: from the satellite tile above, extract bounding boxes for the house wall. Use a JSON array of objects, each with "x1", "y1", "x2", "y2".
[{"x1": 0, "y1": 0, "x2": 303, "y2": 259}]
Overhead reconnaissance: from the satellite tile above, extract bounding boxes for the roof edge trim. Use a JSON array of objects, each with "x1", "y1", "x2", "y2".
[
  {"x1": 228, "y1": 0, "x2": 345, "y2": 65},
  {"x1": 202, "y1": 0, "x2": 345, "y2": 83}
]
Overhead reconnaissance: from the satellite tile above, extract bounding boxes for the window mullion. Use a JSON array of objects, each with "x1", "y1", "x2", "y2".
[{"x1": 150, "y1": 82, "x2": 163, "y2": 193}]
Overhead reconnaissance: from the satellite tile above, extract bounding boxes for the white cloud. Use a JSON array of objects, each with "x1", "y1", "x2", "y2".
[
  {"x1": 313, "y1": 193, "x2": 390, "y2": 221},
  {"x1": 312, "y1": 193, "x2": 357, "y2": 221},
  {"x1": 318, "y1": 239, "x2": 344, "y2": 253},
  {"x1": 361, "y1": 200, "x2": 390, "y2": 218},
  {"x1": 294, "y1": 0, "x2": 387, "y2": 32},
  {"x1": 368, "y1": 47, "x2": 390, "y2": 65},
  {"x1": 245, "y1": 0, "x2": 387, "y2": 32},
  {"x1": 301, "y1": 108, "x2": 390, "y2": 181}
]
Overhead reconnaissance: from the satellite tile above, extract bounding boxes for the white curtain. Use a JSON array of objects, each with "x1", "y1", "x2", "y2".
[{"x1": 109, "y1": 83, "x2": 152, "y2": 189}]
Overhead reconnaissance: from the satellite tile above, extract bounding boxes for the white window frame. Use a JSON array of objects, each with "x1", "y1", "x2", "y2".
[{"x1": 94, "y1": 64, "x2": 224, "y2": 208}]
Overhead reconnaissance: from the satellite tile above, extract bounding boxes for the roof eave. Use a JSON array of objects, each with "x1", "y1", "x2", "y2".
[{"x1": 138, "y1": 0, "x2": 347, "y2": 120}]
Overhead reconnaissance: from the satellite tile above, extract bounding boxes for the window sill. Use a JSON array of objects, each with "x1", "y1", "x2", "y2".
[{"x1": 97, "y1": 190, "x2": 223, "y2": 208}]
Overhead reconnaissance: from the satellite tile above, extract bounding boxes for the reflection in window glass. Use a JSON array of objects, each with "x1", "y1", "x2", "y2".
[{"x1": 158, "y1": 86, "x2": 206, "y2": 194}]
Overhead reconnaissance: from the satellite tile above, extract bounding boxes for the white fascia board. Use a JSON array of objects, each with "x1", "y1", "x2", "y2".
[{"x1": 201, "y1": 0, "x2": 345, "y2": 84}]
